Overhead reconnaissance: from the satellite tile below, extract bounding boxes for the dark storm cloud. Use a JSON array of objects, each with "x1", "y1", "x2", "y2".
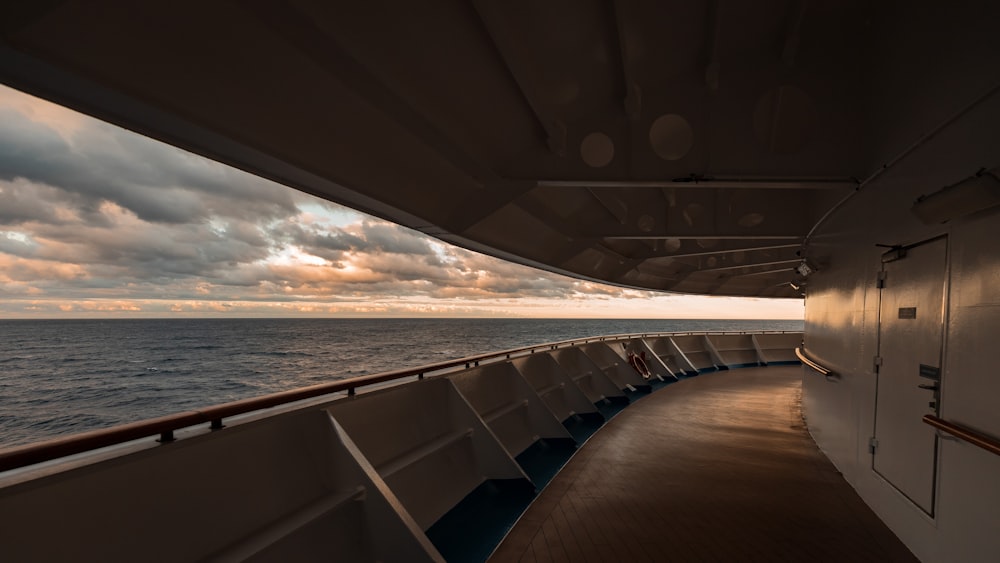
[
  {"x1": 360, "y1": 222, "x2": 437, "y2": 256},
  {"x1": 285, "y1": 220, "x2": 436, "y2": 262},
  {"x1": 0, "y1": 176, "x2": 67, "y2": 225},
  {"x1": 0, "y1": 98, "x2": 303, "y2": 289},
  {"x1": 0, "y1": 108, "x2": 297, "y2": 226},
  {"x1": 25, "y1": 218, "x2": 273, "y2": 280}
]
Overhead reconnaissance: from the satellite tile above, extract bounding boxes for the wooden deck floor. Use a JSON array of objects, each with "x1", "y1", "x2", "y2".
[{"x1": 489, "y1": 366, "x2": 918, "y2": 562}]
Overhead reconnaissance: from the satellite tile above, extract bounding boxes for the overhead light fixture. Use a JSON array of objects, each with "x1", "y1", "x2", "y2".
[
  {"x1": 912, "y1": 169, "x2": 1000, "y2": 224},
  {"x1": 879, "y1": 245, "x2": 907, "y2": 263},
  {"x1": 795, "y1": 259, "x2": 817, "y2": 278}
]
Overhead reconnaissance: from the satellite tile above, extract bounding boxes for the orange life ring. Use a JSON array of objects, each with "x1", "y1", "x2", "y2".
[{"x1": 628, "y1": 352, "x2": 652, "y2": 380}]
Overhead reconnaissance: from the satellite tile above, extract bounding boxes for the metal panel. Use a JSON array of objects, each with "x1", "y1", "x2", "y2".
[
  {"x1": 579, "y1": 342, "x2": 649, "y2": 389},
  {"x1": 551, "y1": 347, "x2": 626, "y2": 402},
  {"x1": 707, "y1": 334, "x2": 760, "y2": 367},
  {"x1": 873, "y1": 237, "x2": 947, "y2": 515},
  {"x1": 327, "y1": 378, "x2": 527, "y2": 530},
  {"x1": 0, "y1": 410, "x2": 442, "y2": 561},
  {"x1": 671, "y1": 335, "x2": 715, "y2": 371},
  {"x1": 448, "y1": 362, "x2": 571, "y2": 457},
  {"x1": 754, "y1": 333, "x2": 803, "y2": 363},
  {"x1": 512, "y1": 353, "x2": 600, "y2": 421},
  {"x1": 645, "y1": 336, "x2": 687, "y2": 374}
]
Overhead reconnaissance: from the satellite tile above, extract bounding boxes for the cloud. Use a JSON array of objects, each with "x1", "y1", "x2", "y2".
[
  {"x1": 0, "y1": 105, "x2": 297, "y2": 226},
  {"x1": 254, "y1": 217, "x2": 598, "y2": 301},
  {"x1": 0, "y1": 98, "x2": 600, "y2": 305},
  {"x1": 0, "y1": 85, "x2": 804, "y2": 319}
]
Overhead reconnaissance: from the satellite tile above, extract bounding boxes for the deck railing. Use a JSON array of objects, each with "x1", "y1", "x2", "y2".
[
  {"x1": 795, "y1": 347, "x2": 838, "y2": 380},
  {"x1": 923, "y1": 415, "x2": 1000, "y2": 457},
  {"x1": 0, "y1": 330, "x2": 800, "y2": 473}
]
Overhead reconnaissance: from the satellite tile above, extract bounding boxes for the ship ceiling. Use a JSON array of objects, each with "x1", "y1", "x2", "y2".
[{"x1": 2, "y1": 1, "x2": 997, "y2": 298}]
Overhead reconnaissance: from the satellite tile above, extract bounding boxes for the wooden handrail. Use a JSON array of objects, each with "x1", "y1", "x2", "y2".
[
  {"x1": 923, "y1": 415, "x2": 1000, "y2": 457},
  {"x1": 795, "y1": 347, "x2": 836, "y2": 377},
  {"x1": 0, "y1": 330, "x2": 802, "y2": 473}
]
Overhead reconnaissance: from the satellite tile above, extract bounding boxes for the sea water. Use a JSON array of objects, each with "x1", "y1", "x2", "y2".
[{"x1": 0, "y1": 318, "x2": 802, "y2": 448}]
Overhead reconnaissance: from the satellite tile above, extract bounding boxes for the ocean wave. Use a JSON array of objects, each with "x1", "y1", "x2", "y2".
[
  {"x1": 0, "y1": 317, "x2": 803, "y2": 448},
  {"x1": 0, "y1": 355, "x2": 36, "y2": 363}
]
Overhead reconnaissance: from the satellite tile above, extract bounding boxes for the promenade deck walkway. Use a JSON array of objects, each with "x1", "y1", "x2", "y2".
[{"x1": 490, "y1": 366, "x2": 918, "y2": 562}]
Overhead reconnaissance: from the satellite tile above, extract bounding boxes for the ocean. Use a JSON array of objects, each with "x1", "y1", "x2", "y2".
[{"x1": 0, "y1": 318, "x2": 802, "y2": 448}]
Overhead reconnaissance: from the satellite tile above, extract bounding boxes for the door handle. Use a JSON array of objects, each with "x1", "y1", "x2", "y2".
[{"x1": 917, "y1": 384, "x2": 938, "y2": 391}]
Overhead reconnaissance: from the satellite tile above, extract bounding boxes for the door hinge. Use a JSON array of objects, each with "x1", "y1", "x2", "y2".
[
  {"x1": 869, "y1": 436, "x2": 879, "y2": 454},
  {"x1": 873, "y1": 356, "x2": 882, "y2": 373},
  {"x1": 876, "y1": 271, "x2": 887, "y2": 289}
]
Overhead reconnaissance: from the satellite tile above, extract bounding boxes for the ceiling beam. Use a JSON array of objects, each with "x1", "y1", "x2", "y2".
[
  {"x1": 536, "y1": 178, "x2": 857, "y2": 190},
  {"x1": 732, "y1": 266, "x2": 800, "y2": 277},
  {"x1": 242, "y1": 0, "x2": 499, "y2": 188},
  {"x1": 703, "y1": 0, "x2": 722, "y2": 93},
  {"x1": 607, "y1": 257, "x2": 647, "y2": 280},
  {"x1": 693, "y1": 266, "x2": 795, "y2": 295},
  {"x1": 694, "y1": 258, "x2": 800, "y2": 273},
  {"x1": 446, "y1": 180, "x2": 536, "y2": 234},
  {"x1": 469, "y1": 0, "x2": 568, "y2": 156},
  {"x1": 599, "y1": 234, "x2": 804, "y2": 240},
  {"x1": 633, "y1": 242, "x2": 802, "y2": 260},
  {"x1": 608, "y1": 0, "x2": 638, "y2": 117},
  {"x1": 588, "y1": 187, "x2": 630, "y2": 224},
  {"x1": 782, "y1": 0, "x2": 807, "y2": 68}
]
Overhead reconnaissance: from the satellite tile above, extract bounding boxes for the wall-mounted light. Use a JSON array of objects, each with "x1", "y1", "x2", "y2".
[
  {"x1": 912, "y1": 169, "x2": 1000, "y2": 225},
  {"x1": 795, "y1": 259, "x2": 817, "y2": 278},
  {"x1": 877, "y1": 244, "x2": 907, "y2": 263}
]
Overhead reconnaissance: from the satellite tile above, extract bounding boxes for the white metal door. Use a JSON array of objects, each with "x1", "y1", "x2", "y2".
[{"x1": 873, "y1": 237, "x2": 947, "y2": 515}]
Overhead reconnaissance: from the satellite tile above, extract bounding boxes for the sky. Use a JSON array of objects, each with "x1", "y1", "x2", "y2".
[{"x1": 0, "y1": 84, "x2": 803, "y2": 319}]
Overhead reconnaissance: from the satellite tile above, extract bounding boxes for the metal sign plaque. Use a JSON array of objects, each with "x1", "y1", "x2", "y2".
[
  {"x1": 898, "y1": 307, "x2": 917, "y2": 319},
  {"x1": 919, "y1": 364, "x2": 942, "y2": 380}
]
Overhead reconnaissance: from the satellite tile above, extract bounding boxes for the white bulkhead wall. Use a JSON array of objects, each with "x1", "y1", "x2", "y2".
[{"x1": 801, "y1": 102, "x2": 1000, "y2": 562}]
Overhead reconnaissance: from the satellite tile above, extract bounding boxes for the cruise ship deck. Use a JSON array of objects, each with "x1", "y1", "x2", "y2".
[
  {"x1": 491, "y1": 366, "x2": 917, "y2": 562},
  {"x1": 3, "y1": 2, "x2": 1000, "y2": 560}
]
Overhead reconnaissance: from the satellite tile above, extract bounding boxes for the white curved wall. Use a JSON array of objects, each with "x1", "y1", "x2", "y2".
[{"x1": 802, "y1": 125, "x2": 1000, "y2": 562}]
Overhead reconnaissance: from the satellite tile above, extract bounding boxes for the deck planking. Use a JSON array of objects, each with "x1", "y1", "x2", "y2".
[{"x1": 489, "y1": 366, "x2": 918, "y2": 562}]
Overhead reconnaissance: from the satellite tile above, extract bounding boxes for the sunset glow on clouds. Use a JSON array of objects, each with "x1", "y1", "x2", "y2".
[{"x1": 0, "y1": 85, "x2": 802, "y2": 319}]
